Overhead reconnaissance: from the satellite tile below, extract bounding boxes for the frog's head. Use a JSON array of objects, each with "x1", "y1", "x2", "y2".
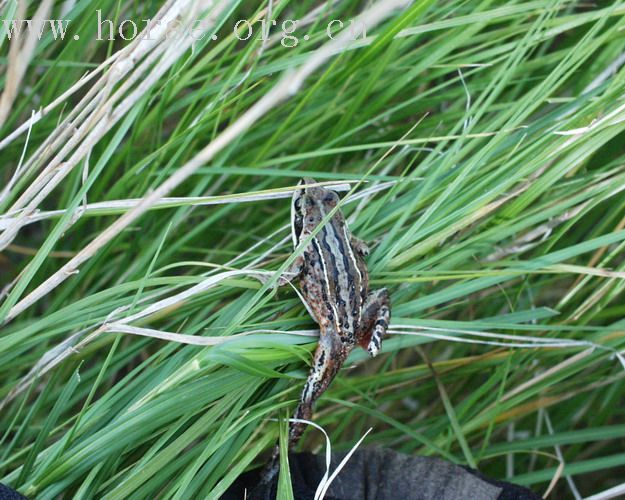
[{"x1": 291, "y1": 178, "x2": 340, "y2": 247}]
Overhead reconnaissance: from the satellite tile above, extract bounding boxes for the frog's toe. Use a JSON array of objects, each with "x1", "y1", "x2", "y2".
[
  {"x1": 366, "y1": 317, "x2": 386, "y2": 357},
  {"x1": 367, "y1": 336, "x2": 381, "y2": 357}
]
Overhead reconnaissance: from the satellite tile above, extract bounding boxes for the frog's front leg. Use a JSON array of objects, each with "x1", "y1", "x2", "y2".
[
  {"x1": 289, "y1": 335, "x2": 345, "y2": 448},
  {"x1": 350, "y1": 235, "x2": 370, "y2": 256},
  {"x1": 358, "y1": 288, "x2": 391, "y2": 357},
  {"x1": 275, "y1": 254, "x2": 304, "y2": 286}
]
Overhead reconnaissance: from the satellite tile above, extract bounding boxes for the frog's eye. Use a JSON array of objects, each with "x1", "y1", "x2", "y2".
[{"x1": 323, "y1": 192, "x2": 339, "y2": 206}]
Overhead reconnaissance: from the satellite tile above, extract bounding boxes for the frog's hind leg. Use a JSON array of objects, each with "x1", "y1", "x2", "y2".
[
  {"x1": 359, "y1": 288, "x2": 391, "y2": 357},
  {"x1": 263, "y1": 339, "x2": 336, "y2": 485},
  {"x1": 289, "y1": 337, "x2": 344, "y2": 448}
]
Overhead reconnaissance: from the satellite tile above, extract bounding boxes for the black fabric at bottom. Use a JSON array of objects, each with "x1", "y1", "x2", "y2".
[
  {"x1": 0, "y1": 484, "x2": 27, "y2": 500},
  {"x1": 225, "y1": 448, "x2": 541, "y2": 500}
]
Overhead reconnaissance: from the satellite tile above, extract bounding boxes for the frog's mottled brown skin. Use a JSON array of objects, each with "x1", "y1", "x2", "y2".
[
  {"x1": 286, "y1": 178, "x2": 391, "y2": 447},
  {"x1": 260, "y1": 179, "x2": 391, "y2": 486}
]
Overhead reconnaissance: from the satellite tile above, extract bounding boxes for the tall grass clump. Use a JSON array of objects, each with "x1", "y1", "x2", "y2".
[{"x1": 1, "y1": 0, "x2": 625, "y2": 497}]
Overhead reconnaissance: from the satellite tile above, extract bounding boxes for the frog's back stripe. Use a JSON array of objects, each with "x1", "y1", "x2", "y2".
[
  {"x1": 311, "y1": 236, "x2": 342, "y2": 334},
  {"x1": 342, "y1": 223, "x2": 364, "y2": 323},
  {"x1": 321, "y1": 221, "x2": 359, "y2": 339},
  {"x1": 331, "y1": 227, "x2": 356, "y2": 333},
  {"x1": 319, "y1": 226, "x2": 347, "y2": 339}
]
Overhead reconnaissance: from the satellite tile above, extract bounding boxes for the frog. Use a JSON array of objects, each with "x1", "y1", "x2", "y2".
[{"x1": 284, "y1": 178, "x2": 391, "y2": 448}]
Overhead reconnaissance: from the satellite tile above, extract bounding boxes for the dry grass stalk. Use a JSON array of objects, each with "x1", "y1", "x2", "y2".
[{"x1": 1, "y1": 0, "x2": 409, "y2": 323}]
